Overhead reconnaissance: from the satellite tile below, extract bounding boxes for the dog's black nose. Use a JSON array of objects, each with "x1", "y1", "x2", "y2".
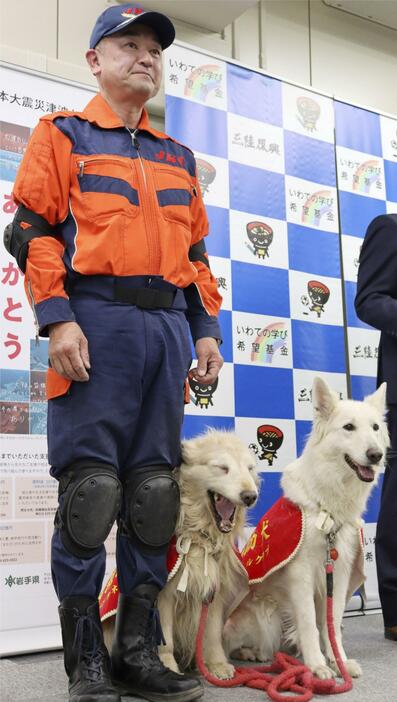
[
  {"x1": 240, "y1": 491, "x2": 257, "y2": 506},
  {"x1": 366, "y1": 449, "x2": 383, "y2": 464}
]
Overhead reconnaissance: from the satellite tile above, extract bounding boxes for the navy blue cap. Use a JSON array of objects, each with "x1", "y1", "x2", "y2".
[{"x1": 89, "y1": 4, "x2": 175, "y2": 49}]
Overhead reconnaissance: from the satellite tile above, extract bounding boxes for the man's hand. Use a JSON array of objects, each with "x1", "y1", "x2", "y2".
[
  {"x1": 191, "y1": 337, "x2": 223, "y2": 385},
  {"x1": 48, "y1": 321, "x2": 91, "y2": 382}
]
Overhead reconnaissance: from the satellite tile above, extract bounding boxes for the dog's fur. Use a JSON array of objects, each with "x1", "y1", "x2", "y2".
[
  {"x1": 223, "y1": 377, "x2": 388, "y2": 680},
  {"x1": 103, "y1": 430, "x2": 259, "y2": 680}
]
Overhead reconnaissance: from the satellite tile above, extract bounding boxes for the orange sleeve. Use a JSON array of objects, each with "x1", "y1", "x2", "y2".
[
  {"x1": 13, "y1": 117, "x2": 71, "y2": 224},
  {"x1": 12, "y1": 118, "x2": 75, "y2": 335}
]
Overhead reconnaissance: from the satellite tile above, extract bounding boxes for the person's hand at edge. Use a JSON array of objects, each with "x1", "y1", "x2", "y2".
[
  {"x1": 48, "y1": 321, "x2": 91, "y2": 382},
  {"x1": 191, "y1": 337, "x2": 223, "y2": 385}
]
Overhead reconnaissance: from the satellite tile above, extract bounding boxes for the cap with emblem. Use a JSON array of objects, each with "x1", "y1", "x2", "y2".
[{"x1": 89, "y1": 3, "x2": 175, "y2": 50}]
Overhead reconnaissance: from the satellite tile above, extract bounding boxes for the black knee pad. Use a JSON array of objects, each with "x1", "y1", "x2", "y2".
[
  {"x1": 56, "y1": 462, "x2": 122, "y2": 558},
  {"x1": 123, "y1": 466, "x2": 180, "y2": 548}
]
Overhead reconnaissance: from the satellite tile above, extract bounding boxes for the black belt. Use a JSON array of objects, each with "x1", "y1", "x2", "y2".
[
  {"x1": 114, "y1": 281, "x2": 176, "y2": 309},
  {"x1": 66, "y1": 275, "x2": 183, "y2": 309}
]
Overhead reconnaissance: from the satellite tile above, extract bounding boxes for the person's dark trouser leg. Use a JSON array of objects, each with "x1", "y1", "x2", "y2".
[
  {"x1": 48, "y1": 299, "x2": 148, "y2": 700},
  {"x1": 375, "y1": 403, "x2": 397, "y2": 634},
  {"x1": 48, "y1": 301, "x2": 143, "y2": 597},
  {"x1": 112, "y1": 309, "x2": 203, "y2": 700},
  {"x1": 48, "y1": 299, "x2": 200, "y2": 698},
  {"x1": 51, "y1": 462, "x2": 122, "y2": 701},
  {"x1": 51, "y1": 529, "x2": 106, "y2": 600},
  {"x1": 50, "y1": 462, "x2": 121, "y2": 700},
  {"x1": 116, "y1": 307, "x2": 192, "y2": 597}
]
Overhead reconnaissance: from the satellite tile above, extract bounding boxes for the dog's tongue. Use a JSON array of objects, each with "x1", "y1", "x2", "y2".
[
  {"x1": 357, "y1": 464, "x2": 375, "y2": 482},
  {"x1": 215, "y1": 495, "x2": 235, "y2": 520}
]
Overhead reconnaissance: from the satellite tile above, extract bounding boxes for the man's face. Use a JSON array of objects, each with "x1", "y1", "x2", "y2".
[{"x1": 90, "y1": 24, "x2": 163, "y2": 102}]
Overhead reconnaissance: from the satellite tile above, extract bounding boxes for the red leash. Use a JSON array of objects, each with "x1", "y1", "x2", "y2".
[{"x1": 195, "y1": 560, "x2": 353, "y2": 701}]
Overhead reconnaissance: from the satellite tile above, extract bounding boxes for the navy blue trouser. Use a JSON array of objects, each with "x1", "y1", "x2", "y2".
[
  {"x1": 376, "y1": 403, "x2": 397, "y2": 627},
  {"x1": 48, "y1": 282, "x2": 192, "y2": 601}
]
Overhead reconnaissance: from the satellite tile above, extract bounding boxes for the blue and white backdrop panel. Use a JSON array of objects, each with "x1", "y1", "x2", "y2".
[{"x1": 165, "y1": 43, "x2": 397, "y2": 610}]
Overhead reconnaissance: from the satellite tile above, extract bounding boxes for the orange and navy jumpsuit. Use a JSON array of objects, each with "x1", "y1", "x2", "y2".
[{"x1": 13, "y1": 93, "x2": 222, "y2": 599}]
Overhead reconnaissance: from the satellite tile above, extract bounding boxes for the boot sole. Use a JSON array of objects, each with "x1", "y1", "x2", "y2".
[
  {"x1": 70, "y1": 694, "x2": 120, "y2": 702},
  {"x1": 114, "y1": 682, "x2": 204, "y2": 702}
]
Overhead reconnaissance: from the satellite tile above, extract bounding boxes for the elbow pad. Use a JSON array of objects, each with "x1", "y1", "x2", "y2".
[
  {"x1": 4, "y1": 205, "x2": 58, "y2": 273},
  {"x1": 188, "y1": 238, "x2": 210, "y2": 268}
]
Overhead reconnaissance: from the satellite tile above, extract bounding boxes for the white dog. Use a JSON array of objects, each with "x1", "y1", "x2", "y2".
[
  {"x1": 102, "y1": 430, "x2": 259, "y2": 680},
  {"x1": 223, "y1": 377, "x2": 388, "y2": 680}
]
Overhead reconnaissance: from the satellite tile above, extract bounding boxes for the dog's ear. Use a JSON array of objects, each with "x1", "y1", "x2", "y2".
[
  {"x1": 312, "y1": 376, "x2": 337, "y2": 420},
  {"x1": 365, "y1": 382, "x2": 387, "y2": 414}
]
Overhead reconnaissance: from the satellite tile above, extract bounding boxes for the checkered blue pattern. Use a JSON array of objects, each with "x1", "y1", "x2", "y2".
[{"x1": 166, "y1": 52, "x2": 357, "y2": 526}]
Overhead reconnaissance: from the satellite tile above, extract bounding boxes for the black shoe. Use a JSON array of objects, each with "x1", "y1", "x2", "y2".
[
  {"x1": 384, "y1": 625, "x2": 397, "y2": 641},
  {"x1": 111, "y1": 586, "x2": 203, "y2": 702},
  {"x1": 59, "y1": 596, "x2": 120, "y2": 702}
]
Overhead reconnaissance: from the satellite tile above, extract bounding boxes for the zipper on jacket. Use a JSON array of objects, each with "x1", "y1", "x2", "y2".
[
  {"x1": 128, "y1": 129, "x2": 147, "y2": 188},
  {"x1": 128, "y1": 128, "x2": 139, "y2": 150},
  {"x1": 27, "y1": 279, "x2": 40, "y2": 345},
  {"x1": 126, "y1": 127, "x2": 160, "y2": 271}
]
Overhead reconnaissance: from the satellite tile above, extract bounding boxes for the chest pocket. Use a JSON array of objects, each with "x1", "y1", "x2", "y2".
[
  {"x1": 154, "y1": 166, "x2": 193, "y2": 229},
  {"x1": 76, "y1": 156, "x2": 139, "y2": 220}
]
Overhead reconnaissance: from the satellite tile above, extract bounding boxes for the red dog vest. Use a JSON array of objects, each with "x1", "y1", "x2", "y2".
[{"x1": 242, "y1": 497, "x2": 304, "y2": 584}]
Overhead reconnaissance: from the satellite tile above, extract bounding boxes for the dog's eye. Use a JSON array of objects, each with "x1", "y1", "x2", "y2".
[
  {"x1": 248, "y1": 465, "x2": 255, "y2": 472},
  {"x1": 343, "y1": 423, "x2": 355, "y2": 431},
  {"x1": 373, "y1": 423, "x2": 379, "y2": 431},
  {"x1": 217, "y1": 465, "x2": 229, "y2": 474}
]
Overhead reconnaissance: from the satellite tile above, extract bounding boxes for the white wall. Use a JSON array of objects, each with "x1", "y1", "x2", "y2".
[{"x1": 1, "y1": 0, "x2": 397, "y2": 123}]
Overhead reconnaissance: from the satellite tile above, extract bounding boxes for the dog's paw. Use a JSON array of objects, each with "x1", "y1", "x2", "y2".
[
  {"x1": 159, "y1": 652, "x2": 181, "y2": 674},
  {"x1": 311, "y1": 663, "x2": 337, "y2": 679},
  {"x1": 206, "y1": 660, "x2": 236, "y2": 679},
  {"x1": 254, "y1": 648, "x2": 270, "y2": 663},
  {"x1": 231, "y1": 646, "x2": 256, "y2": 661},
  {"x1": 328, "y1": 657, "x2": 362, "y2": 678},
  {"x1": 343, "y1": 659, "x2": 362, "y2": 678}
]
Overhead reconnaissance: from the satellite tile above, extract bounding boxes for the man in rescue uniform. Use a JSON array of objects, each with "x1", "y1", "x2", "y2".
[{"x1": 6, "y1": 5, "x2": 223, "y2": 702}]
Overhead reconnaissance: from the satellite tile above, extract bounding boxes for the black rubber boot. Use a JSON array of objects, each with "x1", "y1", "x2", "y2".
[
  {"x1": 111, "y1": 585, "x2": 203, "y2": 702},
  {"x1": 59, "y1": 596, "x2": 120, "y2": 702}
]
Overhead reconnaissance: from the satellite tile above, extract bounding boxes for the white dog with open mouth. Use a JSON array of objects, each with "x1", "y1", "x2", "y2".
[
  {"x1": 223, "y1": 377, "x2": 388, "y2": 680},
  {"x1": 158, "y1": 430, "x2": 259, "y2": 679},
  {"x1": 101, "y1": 430, "x2": 259, "y2": 680}
]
